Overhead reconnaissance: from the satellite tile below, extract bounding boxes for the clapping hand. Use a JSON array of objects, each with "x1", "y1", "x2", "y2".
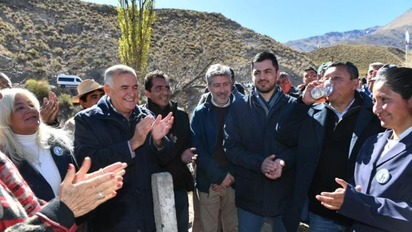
[
  {"x1": 74, "y1": 157, "x2": 127, "y2": 183},
  {"x1": 129, "y1": 115, "x2": 155, "y2": 150},
  {"x1": 40, "y1": 91, "x2": 60, "y2": 124},
  {"x1": 152, "y1": 112, "x2": 174, "y2": 147},
  {"x1": 316, "y1": 178, "x2": 362, "y2": 210},
  {"x1": 59, "y1": 158, "x2": 126, "y2": 217}
]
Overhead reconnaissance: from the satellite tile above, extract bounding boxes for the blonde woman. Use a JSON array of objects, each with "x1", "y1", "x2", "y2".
[{"x1": 0, "y1": 88, "x2": 76, "y2": 201}]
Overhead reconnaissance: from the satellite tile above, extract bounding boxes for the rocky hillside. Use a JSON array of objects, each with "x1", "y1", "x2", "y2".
[
  {"x1": 0, "y1": 0, "x2": 315, "y2": 112},
  {"x1": 286, "y1": 26, "x2": 380, "y2": 52}
]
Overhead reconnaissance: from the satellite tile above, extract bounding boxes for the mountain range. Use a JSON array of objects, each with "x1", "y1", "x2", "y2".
[
  {"x1": 286, "y1": 8, "x2": 412, "y2": 53},
  {"x1": 286, "y1": 26, "x2": 380, "y2": 52}
]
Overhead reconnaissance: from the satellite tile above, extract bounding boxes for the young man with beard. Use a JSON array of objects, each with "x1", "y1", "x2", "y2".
[
  {"x1": 143, "y1": 70, "x2": 196, "y2": 232},
  {"x1": 191, "y1": 64, "x2": 238, "y2": 232},
  {"x1": 223, "y1": 52, "x2": 300, "y2": 231}
]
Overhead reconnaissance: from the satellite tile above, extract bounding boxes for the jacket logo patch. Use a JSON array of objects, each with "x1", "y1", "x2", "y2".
[{"x1": 53, "y1": 146, "x2": 64, "y2": 156}]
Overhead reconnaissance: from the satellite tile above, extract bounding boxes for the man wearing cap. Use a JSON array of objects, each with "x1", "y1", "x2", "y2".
[
  {"x1": 297, "y1": 67, "x2": 317, "y2": 92},
  {"x1": 64, "y1": 79, "x2": 105, "y2": 132},
  {"x1": 317, "y1": 61, "x2": 332, "y2": 79}
]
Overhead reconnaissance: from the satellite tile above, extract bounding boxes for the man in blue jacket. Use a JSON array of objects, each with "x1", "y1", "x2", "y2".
[
  {"x1": 74, "y1": 64, "x2": 175, "y2": 232},
  {"x1": 191, "y1": 64, "x2": 239, "y2": 232},
  {"x1": 224, "y1": 51, "x2": 299, "y2": 232}
]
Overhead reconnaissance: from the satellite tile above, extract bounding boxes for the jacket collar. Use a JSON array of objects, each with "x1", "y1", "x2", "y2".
[
  {"x1": 373, "y1": 130, "x2": 412, "y2": 167},
  {"x1": 145, "y1": 98, "x2": 177, "y2": 117},
  {"x1": 317, "y1": 91, "x2": 372, "y2": 112},
  {"x1": 204, "y1": 92, "x2": 236, "y2": 108},
  {"x1": 312, "y1": 91, "x2": 377, "y2": 159},
  {"x1": 251, "y1": 86, "x2": 284, "y2": 116}
]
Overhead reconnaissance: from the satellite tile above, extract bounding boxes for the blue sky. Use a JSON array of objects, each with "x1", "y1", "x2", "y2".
[{"x1": 84, "y1": 0, "x2": 412, "y2": 43}]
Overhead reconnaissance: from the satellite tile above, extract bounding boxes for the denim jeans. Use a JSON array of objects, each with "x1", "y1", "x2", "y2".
[
  {"x1": 309, "y1": 213, "x2": 348, "y2": 232},
  {"x1": 174, "y1": 190, "x2": 189, "y2": 232},
  {"x1": 237, "y1": 208, "x2": 286, "y2": 232}
]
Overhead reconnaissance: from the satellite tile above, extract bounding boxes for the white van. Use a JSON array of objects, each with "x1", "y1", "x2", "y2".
[{"x1": 56, "y1": 74, "x2": 82, "y2": 88}]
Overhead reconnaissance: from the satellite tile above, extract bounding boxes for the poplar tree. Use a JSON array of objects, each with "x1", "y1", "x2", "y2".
[{"x1": 117, "y1": 0, "x2": 155, "y2": 81}]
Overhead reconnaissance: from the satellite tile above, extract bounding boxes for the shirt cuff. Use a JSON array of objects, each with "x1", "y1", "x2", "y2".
[
  {"x1": 128, "y1": 141, "x2": 136, "y2": 158},
  {"x1": 37, "y1": 199, "x2": 76, "y2": 231},
  {"x1": 150, "y1": 136, "x2": 164, "y2": 151}
]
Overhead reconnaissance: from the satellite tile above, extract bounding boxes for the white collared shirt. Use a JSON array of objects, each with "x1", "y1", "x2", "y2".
[{"x1": 328, "y1": 98, "x2": 356, "y2": 121}]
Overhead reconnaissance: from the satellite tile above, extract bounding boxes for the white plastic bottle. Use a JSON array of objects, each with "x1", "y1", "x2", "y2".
[{"x1": 311, "y1": 80, "x2": 333, "y2": 100}]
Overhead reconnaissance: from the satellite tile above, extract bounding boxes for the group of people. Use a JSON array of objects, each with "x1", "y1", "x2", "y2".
[{"x1": 0, "y1": 50, "x2": 411, "y2": 232}]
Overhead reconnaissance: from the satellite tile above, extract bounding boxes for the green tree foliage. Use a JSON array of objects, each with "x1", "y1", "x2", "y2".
[
  {"x1": 25, "y1": 78, "x2": 50, "y2": 103},
  {"x1": 117, "y1": 0, "x2": 155, "y2": 82}
]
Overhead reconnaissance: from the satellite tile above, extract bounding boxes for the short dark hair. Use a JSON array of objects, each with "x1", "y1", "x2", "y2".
[
  {"x1": 252, "y1": 51, "x2": 279, "y2": 71},
  {"x1": 144, "y1": 70, "x2": 168, "y2": 91},
  {"x1": 79, "y1": 89, "x2": 104, "y2": 102},
  {"x1": 360, "y1": 77, "x2": 367, "y2": 85},
  {"x1": 328, "y1": 61, "x2": 359, "y2": 80},
  {"x1": 376, "y1": 67, "x2": 412, "y2": 100}
]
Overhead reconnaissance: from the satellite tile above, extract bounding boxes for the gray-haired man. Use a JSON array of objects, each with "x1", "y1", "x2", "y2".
[
  {"x1": 191, "y1": 64, "x2": 238, "y2": 232},
  {"x1": 74, "y1": 64, "x2": 175, "y2": 232}
]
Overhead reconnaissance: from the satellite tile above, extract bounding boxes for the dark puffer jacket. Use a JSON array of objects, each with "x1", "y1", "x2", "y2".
[{"x1": 74, "y1": 95, "x2": 175, "y2": 232}]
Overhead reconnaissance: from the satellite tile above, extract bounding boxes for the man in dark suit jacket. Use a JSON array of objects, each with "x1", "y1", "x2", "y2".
[{"x1": 279, "y1": 62, "x2": 384, "y2": 232}]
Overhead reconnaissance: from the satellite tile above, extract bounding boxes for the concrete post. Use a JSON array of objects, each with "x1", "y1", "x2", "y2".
[{"x1": 152, "y1": 172, "x2": 177, "y2": 232}]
